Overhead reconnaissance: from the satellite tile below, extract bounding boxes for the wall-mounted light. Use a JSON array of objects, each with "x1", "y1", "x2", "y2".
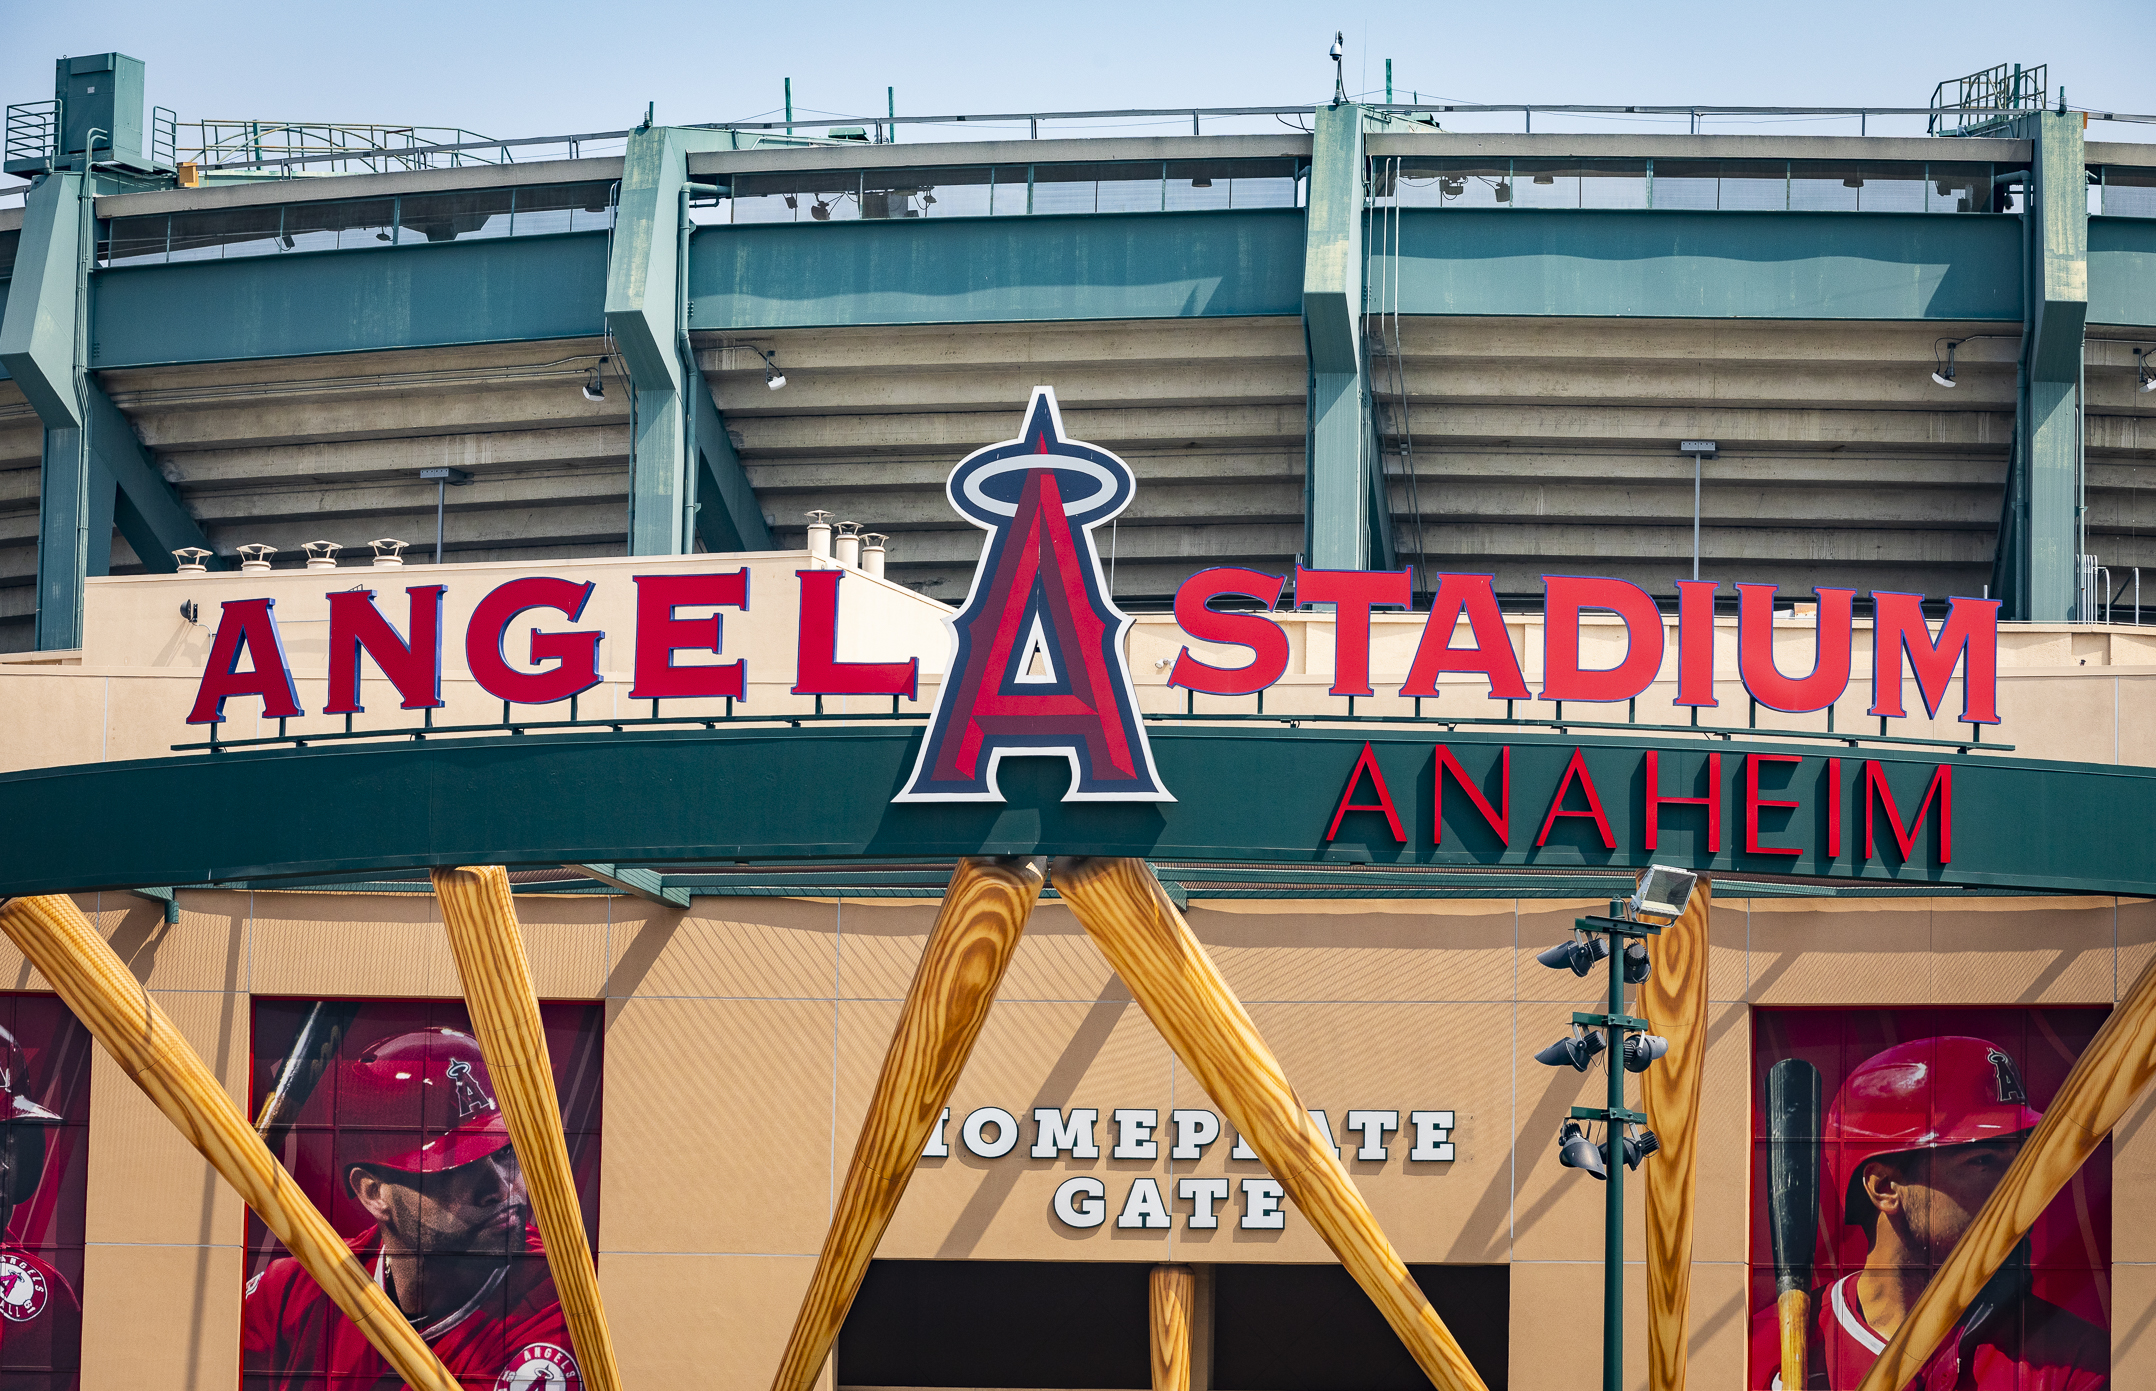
[
  {"x1": 582, "y1": 360, "x2": 607, "y2": 402},
  {"x1": 1932, "y1": 339, "x2": 1960, "y2": 389},
  {"x1": 2137, "y1": 348, "x2": 2155, "y2": 393},
  {"x1": 754, "y1": 347, "x2": 787, "y2": 390}
]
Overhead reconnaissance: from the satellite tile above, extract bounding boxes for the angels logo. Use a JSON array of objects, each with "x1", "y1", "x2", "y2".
[
  {"x1": 0, "y1": 1251, "x2": 49, "y2": 1322},
  {"x1": 496, "y1": 1341, "x2": 581, "y2": 1389},
  {"x1": 895, "y1": 387, "x2": 1171, "y2": 803},
  {"x1": 446, "y1": 1057, "x2": 498, "y2": 1121}
]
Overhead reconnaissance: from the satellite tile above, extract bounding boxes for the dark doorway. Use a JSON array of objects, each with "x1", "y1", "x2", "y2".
[
  {"x1": 839, "y1": 1259, "x2": 1152, "y2": 1388},
  {"x1": 1212, "y1": 1264, "x2": 1509, "y2": 1391}
]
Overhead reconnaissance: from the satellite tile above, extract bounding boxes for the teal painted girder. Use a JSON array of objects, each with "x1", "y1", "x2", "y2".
[
  {"x1": 2089, "y1": 217, "x2": 2156, "y2": 328},
  {"x1": 2, "y1": 727, "x2": 2150, "y2": 899},
  {"x1": 686, "y1": 208, "x2": 1305, "y2": 329},
  {"x1": 1391, "y1": 208, "x2": 2024, "y2": 320},
  {"x1": 87, "y1": 232, "x2": 610, "y2": 368}
]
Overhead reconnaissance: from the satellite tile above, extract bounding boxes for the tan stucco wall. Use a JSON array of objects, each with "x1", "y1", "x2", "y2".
[{"x1": 22, "y1": 887, "x2": 2154, "y2": 1390}]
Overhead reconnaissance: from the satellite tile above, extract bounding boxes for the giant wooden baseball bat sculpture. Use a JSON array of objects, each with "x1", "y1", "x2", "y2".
[
  {"x1": 1639, "y1": 875, "x2": 1711, "y2": 1391},
  {"x1": 0, "y1": 895, "x2": 461, "y2": 1391},
  {"x1": 1053, "y1": 857, "x2": 1487, "y2": 1391},
  {"x1": 770, "y1": 856, "x2": 1044, "y2": 1391},
  {"x1": 1857, "y1": 945, "x2": 2156, "y2": 1391},
  {"x1": 434, "y1": 866, "x2": 623, "y2": 1391},
  {"x1": 1151, "y1": 1264, "x2": 1197, "y2": 1391}
]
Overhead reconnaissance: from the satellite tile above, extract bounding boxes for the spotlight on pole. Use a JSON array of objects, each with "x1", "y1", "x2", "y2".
[
  {"x1": 1622, "y1": 940, "x2": 1652, "y2": 984},
  {"x1": 1557, "y1": 1120, "x2": 1607, "y2": 1180},
  {"x1": 1622, "y1": 1126, "x2": 1661, "y2": 1170},
  {"x1": 1631, "y1": 864, "x2": 1700, "y2": 921},
  {"x1": 1535, "y1": 934, "x2": 1611, "y2": 977},
  {"x1": 1533, "y1": 1028, "x2": 1607, "y2": 1073},
  {"x1": 1623, "y1": 1033, "x2": 1670, "y2": 1073}
]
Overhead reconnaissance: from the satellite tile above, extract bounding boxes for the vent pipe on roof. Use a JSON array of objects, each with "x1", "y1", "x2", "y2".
[
  {"x1": 172, "y1": 547, "x2": 212, "y2": 575},
  {"x1": 862, "y1": 533, "x2": 887, "y2": 579},
  {"x1": 834, "y1": 521, "x2": 862, "y2": 568},
  {"x1": 805, "y1": 510, "x2": 833, "y2": 559},
  {"x1": 238, "y1": 544, "x2": 277, "y2": 573},
  {"x1": 369, "y1": 539, "x2": 408, "y2": 568},
  {"x1": 303, "y1": 540, "x2": 341, "y2": 571}
]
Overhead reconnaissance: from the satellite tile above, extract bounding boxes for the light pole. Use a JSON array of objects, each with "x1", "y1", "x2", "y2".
[
  {"x1": 1534, "y1": 865, "x2": 1696, "y2": 1391},
  {"x1": 1681, "y1": 441, "x2": 1716, "y2": 581}
]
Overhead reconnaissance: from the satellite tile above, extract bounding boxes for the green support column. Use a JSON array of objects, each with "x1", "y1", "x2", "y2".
[
  {"x1": 1302, "y1": 102, "x2": 1386, "y2": 572},
  {"x1": 606, "y1": 127, "x2": 774, "y2": 556},
  {"x1": 1996, "y1": 111, "x2": 2088, "y2": 621}
]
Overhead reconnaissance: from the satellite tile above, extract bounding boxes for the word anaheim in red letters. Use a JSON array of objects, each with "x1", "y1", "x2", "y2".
[{"x1": 1169, "y1": 568, "x2": 1999, "y2": 727}]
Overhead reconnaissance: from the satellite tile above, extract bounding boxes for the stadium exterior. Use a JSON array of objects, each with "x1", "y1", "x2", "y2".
[{"x1": 0, "y1": 50, "x2": 2153, "y2": 1391}]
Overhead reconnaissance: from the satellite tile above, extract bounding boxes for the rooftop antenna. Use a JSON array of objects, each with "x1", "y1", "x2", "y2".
[
  {"x1": 785, "y1": 78, "x2": 794, "y2": 135},
  {"x1": 1330, "y1": 33, "x2": 1346, "y2": 106},
  {"x1": 1386, "y1": 58, "x2": 1393, "y2": 105}
]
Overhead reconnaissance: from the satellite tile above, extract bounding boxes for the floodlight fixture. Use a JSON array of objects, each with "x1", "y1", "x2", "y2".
[
  {"x1": 1535, "y1": 934, "x2": 1611, "y2": 977},
  {"x1": 1557, "y1": 1120, "x2": 1607, "y2": 1179},
  {"x1": 1533, "y1": 1027, "x2": 1607, "y2": 1073},
  {"x1": 582, "y1": 360, "x2": 607, "y2": 402},
  {"x1": 1623, "y1": 1033, "x2": 1670, "y2": 1073},
  {"x1": 1622, "y1": 940, "x2": 1652, "y2": 984},
  {"x1": 1932, "y1": 339, "x2": 1960, "y2": 389},
  {"x1": 1632, "y1": 864, "x2": 1699, "y2": 920},
  {"x1": 2137, "y1": 348, "x2": 2155, "y2": 393},
  {"x1": 754, "y1": 347, "x2": 787, "y2": 391},
  {"x1": 1622, "y1": 1126, "x2": 1661, "y2": 1170}
]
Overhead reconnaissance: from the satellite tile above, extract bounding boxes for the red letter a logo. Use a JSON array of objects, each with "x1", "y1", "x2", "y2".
[{"x1": 896, "y1": 388, "x2": 1170, "y2": 802}]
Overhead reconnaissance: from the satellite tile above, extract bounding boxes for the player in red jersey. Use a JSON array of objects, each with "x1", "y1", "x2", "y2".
[
  {"x1": 0, "y1": 1022, "x2": 79, "y2": 1387},
  {"x1": 1749, "y1": 1036, "x2": 2107, "y2": 1390},
  {"x1": 243, "y1": 1027, "x2": 582, "y2": 1390}
]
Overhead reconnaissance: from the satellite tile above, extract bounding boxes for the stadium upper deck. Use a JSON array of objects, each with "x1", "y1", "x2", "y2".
[{"x1": 2, "y1": 54, "x2": 2153, "y2": 653}]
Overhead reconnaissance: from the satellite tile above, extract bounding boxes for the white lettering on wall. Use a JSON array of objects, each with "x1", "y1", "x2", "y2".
[
  {"x1": 1170, "y1": 1108, "x2": 1220, "y2": 1159},
  {"x1": 1240, "y1": 1178, "x2": 1287, "y2": 1230},
  {"x1": 1179, "y1": 1177, "x2": 1231, "y2": 1228},
  {"x1": 1031, "y1": 1107, "x2": 1100, "y2": 1159},
  {"x1": 962, "y1": 1106, "x2": 1020, "y2": 1158},
  {"x1": 1345, "y1": 1109, "x2": 1400, "y2": 1160},
  {"x1": 1409, "y1": 1110, "x2": 1456, "y2": 1161},
  {"x1": 1053, "y1": 1176, "x2": 1107, "y2": 1228},
  {"x1": 922, "y1": 1107, "x2": 951, "y2": 1158},
  {"x1": 1112, "y1": 1108, "x2": 1159, "y2": 1159},
  {"x1": 1117, "y1": 1177, "x2": 1172, "y2": 1229}
]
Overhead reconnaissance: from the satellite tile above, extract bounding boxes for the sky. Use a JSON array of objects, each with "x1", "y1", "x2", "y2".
[{"x1": 3, "y1": 0, "x2": 2151, "y2": 153}]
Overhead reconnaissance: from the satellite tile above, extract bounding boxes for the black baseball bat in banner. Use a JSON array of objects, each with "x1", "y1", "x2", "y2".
[
  {"x1": 254, "y1": 1000, "x2": 361, "y2": 1138},
  {"x1": 1767, "y1": 1058, "x2": 1824, "y2": 1390}
]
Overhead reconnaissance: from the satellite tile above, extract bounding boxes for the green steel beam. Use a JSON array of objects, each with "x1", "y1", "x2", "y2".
[
  {"x1": 33, "y1": 429, "x2": 109, "y2": 650},
  {"x1": 87, "y1": 376, "x2": 220, "y2": 573},
  {"x1": 568, "y1": 862, "x2": 690, "y2": 908},
  {"x1": 3, "y1": 728, "x2": 2155, "y2": 899},
  {"x1": 1303, "y1": 103, "x2": 1376, "y2": 571},
  {"x1": 1998, "y1": 112, "x2": 2089, "y2": 622},
  {"x1": 688, "y1": 374, "x2": 773, "y2": 552},
  {"x1": 608, "y1": 126, "x2": 779, "y2": 556}
]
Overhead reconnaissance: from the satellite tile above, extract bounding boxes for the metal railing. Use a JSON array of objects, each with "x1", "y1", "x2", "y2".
[
  {"x1": 2, "y1": 98, "x2": 60, "y2": 173},
  {"x1": 1930, "y1": 64, "x2": 2050, "y2": 137},
  {"x1": 150, "y1": 105, "x2": 177, "y2": 168},
  {"x1": 181, "y1": 121, "x2": 523, "y2": 174}
]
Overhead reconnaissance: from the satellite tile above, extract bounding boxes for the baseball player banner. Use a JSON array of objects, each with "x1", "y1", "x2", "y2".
[
  {"x1": 0, "y1": 996, "x2": 90, "y2": 1391},
  {"x1": 1749, "y1": 1007, "x2": 2111, "y2": 1390},
  {"x1": 243, "y1": 1000, "x2": 603, "y2": 1391}
]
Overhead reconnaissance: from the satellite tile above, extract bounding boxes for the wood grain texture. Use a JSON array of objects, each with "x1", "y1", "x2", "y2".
[
  {"x1": 1856, "y1": 944, "x2": 2156, "y2": 1391},
  {"x1": 769, "y1": 856, "x2": 1044, "y2": 1391},
  {"x1": 0, "y1": 895, "x2": 460, "y2": 1391},
  {"x1": 433, "y1": 866, "x2": 622, "y2": 1391},
  {"x1": 1151, "y1": 1264, "x2": 1196, "y2": 1391},
  {"x1": 1777, "y1": 1289, "x2": 1809, "y2": 1391},
  {"x1": 1640, "y1": 875, "x2": 1712, "y2": 1391},
  {"x1": 1052, "y1": 857, "x2": 1487, "y2": 1391}
]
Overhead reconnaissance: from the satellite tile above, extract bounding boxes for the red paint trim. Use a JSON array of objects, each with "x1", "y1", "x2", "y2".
[
  {"x1": 1535, "y1": 748, "x2": 1615, "y2": 849},
  {"x1": 791, "y1": 569, "x2": 916, "y2": 698},
  {"x1": 1744, "y1": 753, "x2": 1804, "y2": 856},
  {"x1": 1868, "y1": 592, "x2": 2001, "y2": 724},
  {"x1": 1295, "y1": 567, "x2": 1412, "y2": 697},
  {"x1": 1643, "y1": 749, "x2": 1721, "y2": 853},
  {"x1": 1325, "y1": 742, "x2": 1405, "y2": 842},
  {"x1": 1168, "y1": 567, "x2": 1290, "y2": 696},
  {"x1": 1400, "y1": 573, "x2": 1529, "y2": 700},
  {"x1": 1433, "y1": 744, "x2": 1509, "y2": 845}
]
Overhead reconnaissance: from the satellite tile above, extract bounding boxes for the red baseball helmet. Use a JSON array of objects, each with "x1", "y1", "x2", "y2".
[
  {"x1": 1825, "y1": 1036, "x2": 2043, "y2": 1233},
  {"x1": 339, "y1": 1028, "x2": 510, "y2": 1175},
  {"x1": 0, "y1": 1025, "x2": 59, "y2": 1127}
]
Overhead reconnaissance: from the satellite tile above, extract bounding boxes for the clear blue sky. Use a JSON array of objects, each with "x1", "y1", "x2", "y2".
[{"x1": 5, "y1": 0, "x2": 2151, "y2": 146}]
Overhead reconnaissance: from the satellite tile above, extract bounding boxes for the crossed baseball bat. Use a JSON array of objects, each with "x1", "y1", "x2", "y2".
[{"x1": 4, "y1": 860, "x2": 2151, "y2": 1391}]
